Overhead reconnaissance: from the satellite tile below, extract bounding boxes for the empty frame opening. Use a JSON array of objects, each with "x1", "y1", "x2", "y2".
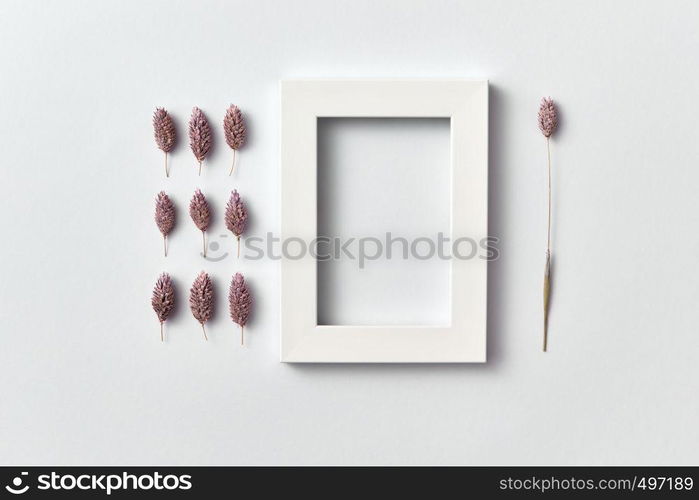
[{"x1": 317, "y1": 118, "x2": 451, "y2": 326}]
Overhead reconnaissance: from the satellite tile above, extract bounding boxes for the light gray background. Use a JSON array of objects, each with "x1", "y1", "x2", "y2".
[
  {"x1": 317, "y1": 118, "x2": 452, "y2": 326},
  {"x1": 1, "y1": 0, "x2": 698, "y2": 465}
]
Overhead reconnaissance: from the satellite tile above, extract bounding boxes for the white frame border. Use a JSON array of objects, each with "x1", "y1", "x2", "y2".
[{"x1": 281, "y1": 79, "x2": 488, "y2": 363}]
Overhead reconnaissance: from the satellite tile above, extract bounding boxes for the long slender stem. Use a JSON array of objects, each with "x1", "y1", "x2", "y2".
[
  {"x1": 241, "y1": 326, "x2": 244, "y2": 346},
  {"x1": 543, "y1": 137, "x2": 552, "y2": 352},
  {"x1": 198, "y1": 161, "x2": 202, "y2": 176},
  {"x1": 164, "y1": 235, "x2": 167, "y2": 257},
  {"x1": 229, "y1": 149, "x2": 237, "y2": 176},
  {"x1": 160, "y1": 322, "x2": 164, "y2": 342},
  {"x1": 547, "y1": 138, "x2": 552, "y2": 255},
  {"x1": 201, "y1": 323, "x2": 208, "y2": 341},
  {"x1": 165, "y1": 152, "x2": 169, "y2": 178},
  {"x1": 544, "y1": 252, "x2": 550, "y2": 352},
  {"x1": 202, "y1": 231, "x2": 207, "y2": 257},
  {"x1": 237, "y1": 236, "x2": 240, "y2": 258}
]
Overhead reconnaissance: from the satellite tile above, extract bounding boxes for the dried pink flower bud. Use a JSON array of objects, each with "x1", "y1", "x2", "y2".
[
  {"x1": 155, "y1": 191, "x2": 175, "y2": 256},
  {"x1": 189, "y1": 107, "x2": 212, "y2": 174},
  {"x1": 225, "y1": 190, "x2": 247, "y2": 257},
  {"x1": 229, "y1": 273, "x2": 252, "y2": 345},
  {"x1": 189, "y1": 189, "x2": 210, "y2": 232},
  {"x1": 189, "y1": 189, "x2": 210, "y2": 257},
  {"x1": 153, "y1": 107, "x2": 176, "y2": 177},
  {"x1": 189, "y1": 271, "x2": 214, "y2": 340},
  {"x1": 153, "y1": 108, "x2": 176, "y2": 153},
  {"x1": 151, "y1": 272, "x2": 175, "y2": 341},
  {"x1": 224, "y1": 104, "x2": 246, "y2": 150},
  {"x1": 224, "y1": 104, "x2": 246, "y2": 176},
  {"x1": 538, "y1": 97, "x2": 558, "y2": 138}
]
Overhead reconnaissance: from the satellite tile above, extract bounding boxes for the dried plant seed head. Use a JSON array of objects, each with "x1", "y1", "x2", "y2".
[
  {"x1": 225, "y1": 190, "x2": 248, "y2": 238},
  {"x1": 155, "y1": 191, "x2": 175, "y2": 236},
  {"x1": 153, "y1": 108, "x2": 176, "y2": 153},
  {"x1": 229, "y1": 272, "x2": 252, "y2": 328},
  {"x1": 189, "y1": 107, "x2": 212, "y2": 162},
  {"x1": 223, "y1": 104, "x2": 246, "y2": 150},
  {"x1": 189, "y1": 271, "x2": 214, "y2": 325},
  {"x1": 151, "y1": 273, "x2": 175, "y2": 323},
  {"x1": 189, "y1": 189, "x2": 211, "y2": 232},
  {"x1": 538, "y1": 97, "x2": 558, "y2": 138}
]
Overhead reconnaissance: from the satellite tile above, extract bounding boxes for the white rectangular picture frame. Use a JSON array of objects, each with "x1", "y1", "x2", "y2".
[{"x1": 280, "y1": 79, "x2": 488, "y2": 363}]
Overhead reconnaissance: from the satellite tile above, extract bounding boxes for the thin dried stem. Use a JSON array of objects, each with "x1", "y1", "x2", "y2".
[
  {"x1": 546, "y1": 138, "x2": 551, "y2": 255},
  {"x1": 201, "y1": 323, "x2": 208, "y2": 341},
  {"x1": 160, "y1": 322, "x2": 164, "y2": 342},
  {"x1": 543, "y1": 251, "x2": 550, "y2": 352},
  {"x1": 229, "y1": 149, "x2": 237, "y2": 176},
  {"x1": 543, "y1": 138, "x2": 552, "y2": 352},
  {"x1": 165, "y1": 152, "x2": 169, "y2": 178},
  {"x1": 198, "y1": 161, "x2": 202, "y2": 176},
  {"x1": 202, "y1": 231, "x2": 207, "y2": 257},
  {"x1": 237, "y1": 236, "x2": 240, "y2": 258}
]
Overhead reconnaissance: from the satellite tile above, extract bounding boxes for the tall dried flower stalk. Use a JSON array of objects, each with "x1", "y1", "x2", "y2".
[
  {"x1": 229, "y1": 273, "x2": 252, "y2": 345},
  {"x1": 151, "y1": 273, "x2": 175, "y2": 341},
  {"x1": 154, "y1": 191, "x2": 175, "y2": 256},
  {"x1": 223, "y1": 104, "x2": 246, "y2": 176},
  {"x1": 189, "y1": 189, "x2": 211, "y2": 257},
  {"x1": 225, "y1": 190, "x2": 248, "y2": 257},
  {"x1": 538, "y1": 97, "x2": 558, "y2": 352},
  {"x1": 189, "y1": 107, "x2": 212, "y2": 176},
  {"x1": 153, "y1": 108, "x2": 176, "y2": 177},
  {"x1": 189, "y1": 271, "x2": 213, "y2": 340}
]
